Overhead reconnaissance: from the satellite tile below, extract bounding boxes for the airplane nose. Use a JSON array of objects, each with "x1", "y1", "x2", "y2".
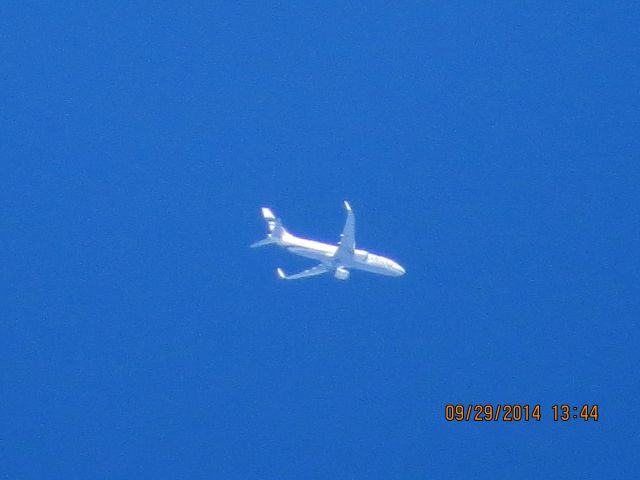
[{"x1": 395, "y1": 263, "x2": 405, "y2": 276}]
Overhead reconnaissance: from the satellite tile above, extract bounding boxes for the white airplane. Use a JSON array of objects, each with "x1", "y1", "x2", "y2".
[{"x1": 251, "y1": 201, "x2": 405, "y2": 280}]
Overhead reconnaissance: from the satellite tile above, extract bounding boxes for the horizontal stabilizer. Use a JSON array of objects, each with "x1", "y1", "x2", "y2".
[{"x1": 250, "y1": 237, "x2": 275, "y2": 248}]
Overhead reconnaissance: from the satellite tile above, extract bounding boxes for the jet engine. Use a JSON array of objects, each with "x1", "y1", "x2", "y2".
[{"x1": 334, "y1": 267, "x2": 350, "y2": 280}]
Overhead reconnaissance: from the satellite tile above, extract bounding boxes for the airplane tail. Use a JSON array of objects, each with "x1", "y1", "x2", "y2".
[{"x1": 250, "y1": 207, "x2": 288, "y2": 248}]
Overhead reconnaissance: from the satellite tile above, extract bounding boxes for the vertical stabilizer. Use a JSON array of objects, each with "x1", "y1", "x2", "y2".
[{"x1": 250, "y1": 207, "x2": 288, "y2": 248}]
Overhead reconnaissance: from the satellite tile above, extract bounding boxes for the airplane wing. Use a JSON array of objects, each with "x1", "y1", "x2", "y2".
[
  {"x1": 334, "y1": 200, "x2": 355, "y2": 258},
  {"x1": 277, "y1": 264, "x2": 328, "y2": 280}
]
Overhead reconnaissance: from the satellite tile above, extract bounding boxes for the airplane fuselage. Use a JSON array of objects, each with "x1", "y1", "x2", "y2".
[{"x1": 281, "y1": 232, "x2": 405, "y2": 277}]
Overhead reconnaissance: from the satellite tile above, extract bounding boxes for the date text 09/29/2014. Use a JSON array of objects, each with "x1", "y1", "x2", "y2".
[{"x1": 444, "y1": 404, "x2": 599, "y2": 422}]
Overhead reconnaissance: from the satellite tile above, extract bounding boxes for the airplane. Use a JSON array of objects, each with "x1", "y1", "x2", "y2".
[{"x1": 250, "y1": 201, "x2": 405, "y2": 280}]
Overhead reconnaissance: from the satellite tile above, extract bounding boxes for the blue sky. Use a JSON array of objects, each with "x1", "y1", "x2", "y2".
[{"x1": 2, "y1": 2, "x2": 639, "y2": 478}]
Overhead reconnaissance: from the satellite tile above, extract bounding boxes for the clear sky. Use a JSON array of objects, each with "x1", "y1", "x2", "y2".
[{"x1": 2, "y1": 2, "x2": 639, "y2": 478}]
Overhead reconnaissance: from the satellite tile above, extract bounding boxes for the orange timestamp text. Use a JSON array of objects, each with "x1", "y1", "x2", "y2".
[{"x1": 444, "y1": 404, "x2": 599, "y2": 422}]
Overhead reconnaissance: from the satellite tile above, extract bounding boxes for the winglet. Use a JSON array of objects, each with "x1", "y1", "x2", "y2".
[{"x1": 276, "y1": 268, "x2": 286, "y2": 280}]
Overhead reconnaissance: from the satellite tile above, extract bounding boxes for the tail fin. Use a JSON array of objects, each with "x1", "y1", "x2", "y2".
[{"x1": 250, "y1": 207, "x2": 288, "y2": 248}]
